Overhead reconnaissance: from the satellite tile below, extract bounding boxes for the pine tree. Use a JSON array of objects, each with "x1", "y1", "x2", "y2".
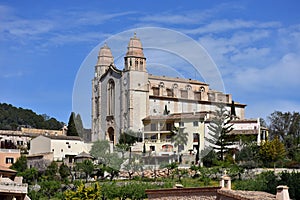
[
  {"x1": 67, "y1": 112, "x2": 79, "y2": 136},
  {"x1": 206, "y1": 103, "x2": 234, "y2": 161},
  {"x1": 75, "y1": 114, "x2": 84, "y2": 138}
]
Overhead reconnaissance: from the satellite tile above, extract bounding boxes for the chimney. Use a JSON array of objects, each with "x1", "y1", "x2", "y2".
[
  {"x1": 220, "y1": 171, "x2": 231, "y2": 190},
  {"x1": 14, "y1": 176, "x2": 23, "y2": 183},
  {"x1": 276, "y1": 185, "x2": 290, "y2": 200}
]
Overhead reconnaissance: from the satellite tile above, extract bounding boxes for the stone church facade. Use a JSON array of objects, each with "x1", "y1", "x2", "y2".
[{"x1": 91, "y1": 34, "x2": 249, "y2": 154}]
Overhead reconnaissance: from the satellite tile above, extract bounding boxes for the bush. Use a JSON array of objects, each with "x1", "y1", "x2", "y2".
[
  {"x1": 234, "y1": 171, "x2": 278, "y2": 194},
  {"x1": 279, "y1": 171, "x2": 300, "y2": 200}
]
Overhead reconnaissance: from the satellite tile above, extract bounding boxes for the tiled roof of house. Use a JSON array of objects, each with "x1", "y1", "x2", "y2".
[
  {"x1": 143, "y1": 112, "x2": 208, "y2": 122},
  {"x1": 41, "y1": 134, "x2": 83, "y2": 141},
  {"x1": 228, "y1": 129, "x2": 259, "y2": 135}
]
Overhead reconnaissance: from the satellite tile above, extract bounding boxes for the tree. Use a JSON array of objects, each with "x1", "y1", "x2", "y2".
[
  {"x1": 202, "y1": 150, "x2": 218, "y2": 167},
  {"x1": 119, "y1": 129, "x2": 141, "y2": 145},
  {"x1": 171, "y1": 126, "x2": 188, "y2": 156},
  {"x1": 67, "y1": 112, "x2": 79, "y2": 136},
  {"x1": 64, "y1": 182, "x2": 101, "y2": 200},
  {"x1": 59, "y1": 163, "x2": 71, "y2": 182},
  {"x1": 123, "y1": 155, "x2": 142, "y2": 179},
  {"x1": 206, "y1": 103, "x2": 234, "y2": 161},
  {"x1": 45, "y1": 161, "x2": 58, "y2": 179},
  {"x1": 90, "y1": 140, "x2": 123, "y2": 178},
  {"x1": 115, "y1": 143, "x2": 130, "y2": 159},
  {"x1": 0, "y1": 103, "x2": 63, "y2": 130},
  {"x1": 90, "y1": 140, "x2": 110, "y2": 164},
  {"x1": 76, "y1": 160, "x2": 94, "y2": 183},
  {"x1": 75, "y1": 113, "x2": 84, "y2": 138},
  {"x1": 20, "y1": 167, "x2": 38, "y2": 184},
  {"x1": 10, "y1": 155, "x2": 27, "y2": 172},
  {"x1": 39, "y1": 179, "x2": 61, "y2": 200},
  {"x1": 259, "y1": 136, "x2": 286, "y2": 169},
  {"x1": 268, "y1": 111, "x2": 300, "y2": 160},
  {"x1": 236, "y1": 143, "x2": 260, "y2": 168},
  {"x1": 161, "y1": 162, "x2": 178, "y2": 178}
]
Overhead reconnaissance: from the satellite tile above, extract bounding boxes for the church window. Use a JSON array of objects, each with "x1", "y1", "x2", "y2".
[
  {"x1": 153, "y1": 87, "x2": 159, "y2": 96},
  {"x1": 181, "y1": 90, "x2": 188, "y2": 98},
  {"x1": 208, "y1": 93, "x2": 215, "y2": 101},
  {"x1": 135, "y1": 60, "x2": 138, "y2": 69},
  {"x1": 140, "y1": 61, "x2": 144, "y2": 71},
  {"x1": 186, "y1": 85, "x2": 192, "y2": 90},
  {"x1": 167, "y1": 88, "x2": 173, "y2": 97},
  {"x1": 194, "y1": 92, "x2": 201, "y2": 100},
  {"x1": 107, "y1": 79, "x2": 115, "y2": 116},
  {"x1": 200, "y1": 86, "x2": 205, "y2": 92}
]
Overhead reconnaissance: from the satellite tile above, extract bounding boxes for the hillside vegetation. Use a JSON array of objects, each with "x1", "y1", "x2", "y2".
[{"x1": 0, "y1": 103, "x2": 64, "y2": 130}]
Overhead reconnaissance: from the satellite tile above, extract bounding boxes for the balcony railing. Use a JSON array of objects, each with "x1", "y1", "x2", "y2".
[
  {"x1": 0, "y1": 181, "x2": 28, "y2": 193},
  {"x1": 0, "y1": 148, "x2": 20, "y2": 153}
]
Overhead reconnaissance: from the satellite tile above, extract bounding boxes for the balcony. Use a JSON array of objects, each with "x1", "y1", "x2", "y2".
[{"x1": 0, "y1": 180, "x2": 28, "y2": 194}]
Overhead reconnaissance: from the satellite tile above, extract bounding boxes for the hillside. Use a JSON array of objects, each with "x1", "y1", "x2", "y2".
[{"x1": 0, "y1": 103, "x2": 64, "y2": 130}]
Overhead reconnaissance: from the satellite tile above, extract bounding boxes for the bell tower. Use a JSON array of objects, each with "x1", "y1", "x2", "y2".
[
  {"x1": 95, "y1": 43, "x2": 114, "y2": 77},
  {"x1": 124, "y1": 33, "x2": 146, "y2": 72},
  {"x1": 92, "y1": 43, "x2": 115, "y2": 141},
  {"x1": 122, "y1": 33, "x2": 149, "y2": 132}
]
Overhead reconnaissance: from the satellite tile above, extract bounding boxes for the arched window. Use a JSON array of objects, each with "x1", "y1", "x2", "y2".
[{"x1": 107, "y1": 79, "x2": 115, "y2": 116}]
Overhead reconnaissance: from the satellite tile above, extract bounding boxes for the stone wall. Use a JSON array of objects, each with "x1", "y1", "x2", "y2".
[{"x1": 146, "y1": 187, "x2": 220, "y2": 200}]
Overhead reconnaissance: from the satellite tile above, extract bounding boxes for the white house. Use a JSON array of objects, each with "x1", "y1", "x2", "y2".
[{"x1": 29, "y1": 135, "x2": 92, "y2": 162}]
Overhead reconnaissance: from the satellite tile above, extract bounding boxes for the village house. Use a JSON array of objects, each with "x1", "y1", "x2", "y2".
[{"x1": 29, "y1": 135, "x2": 92, "y2": 164}]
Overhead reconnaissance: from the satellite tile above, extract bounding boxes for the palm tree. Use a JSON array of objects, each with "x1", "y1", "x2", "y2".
[{"x1": 171, "y1": 126, "x2": 188, "y2": 162}]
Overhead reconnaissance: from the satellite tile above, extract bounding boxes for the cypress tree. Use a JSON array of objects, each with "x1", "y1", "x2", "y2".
[{"x1": 67, "y1": 112, "x2": 78, "y2": 136}]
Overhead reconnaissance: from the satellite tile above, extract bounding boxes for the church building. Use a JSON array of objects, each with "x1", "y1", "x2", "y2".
[{"x1": 91, "y1": 34, "x2": 262, "y2": 157}]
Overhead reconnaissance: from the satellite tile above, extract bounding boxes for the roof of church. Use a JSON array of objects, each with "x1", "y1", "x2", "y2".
[
  {"x1": 97, "y1": 43, "x2": 114, "y2": 66},
  {"x1": 126, "y1": 33, "x2": 145, "y2": 58},
  {"x1": 149, "y1": 74, "x2": 208, "y2": 86}
]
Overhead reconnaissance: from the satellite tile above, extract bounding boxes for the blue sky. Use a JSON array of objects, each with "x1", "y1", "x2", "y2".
[{"x1": 1, "y1": 0, "x2": 300, "y2": 128}]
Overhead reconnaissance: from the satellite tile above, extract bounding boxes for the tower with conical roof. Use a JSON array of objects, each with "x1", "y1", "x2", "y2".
[
  {"x1": 122, "y1": 33, "x2": 149, "y2": 132},
  {"x1": 91, "y1": 43, "x2": 116, "y2": 142},
  {"x1": 95, "y1": 43, "x2": 114, "y2": 77},
  {"x1": 124, "y1": 33, "x2": 146, "y2": 72}
]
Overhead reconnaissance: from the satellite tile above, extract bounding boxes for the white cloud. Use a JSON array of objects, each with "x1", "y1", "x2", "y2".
[
  {"x1": 198, "y1": 29, "x2": 272, "y2": 75},
  {"x1": 139, "y1": 2, "x2": 244, "y2": 25},
  {"x1": 0, "y1": 5, "x2": 134, "y2": 45},
  {"x1": 185, "y1": 19, "x2": 280, "y2": 35},
  {"x1": 230, "y1": 47, "x2": 270, "y2": 62}
]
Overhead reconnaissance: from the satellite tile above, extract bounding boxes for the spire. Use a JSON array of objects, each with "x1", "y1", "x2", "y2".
[
  {"x1": 124, "y1": 33, "x2": 146, "y2": 71},
  {"x1": 126, "y1": 34, "x2": 145, "y2": 58},
  {"x1": 97, "y1": 43, "x2": 114, "y2": 67},
  {"x1": 95, "y1": 43, "x2": 114, "y2": 77}
]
